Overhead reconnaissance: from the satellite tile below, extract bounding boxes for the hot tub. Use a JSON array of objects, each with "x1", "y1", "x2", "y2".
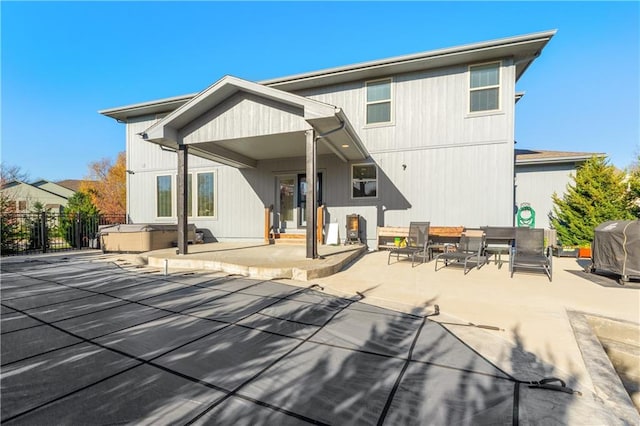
[{"x1": 99, "y1": 224, "x2": 197, "y2": 253}]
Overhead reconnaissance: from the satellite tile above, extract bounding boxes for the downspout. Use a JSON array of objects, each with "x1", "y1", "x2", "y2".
[{"x1": 314, "y1": 118, "x2": 345, "y2": 141}]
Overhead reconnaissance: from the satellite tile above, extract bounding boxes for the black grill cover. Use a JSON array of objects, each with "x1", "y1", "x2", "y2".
[{"x1": 592, "y1": 220, "x2": 640, "y2": 278}]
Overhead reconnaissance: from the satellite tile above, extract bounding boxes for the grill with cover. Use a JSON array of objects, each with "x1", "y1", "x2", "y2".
[{"x1": 587, "y1": 220, "x2": 640, "y2": 285}]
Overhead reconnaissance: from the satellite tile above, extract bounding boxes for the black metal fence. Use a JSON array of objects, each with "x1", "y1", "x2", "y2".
[{"x1": 1, "y1": 213, "x2": 126, "y2": 256}]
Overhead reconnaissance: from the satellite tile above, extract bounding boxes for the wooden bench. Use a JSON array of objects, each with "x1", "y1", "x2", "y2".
[
  {"x1": 427, "y1": 226, "x2": 464, "y2": 259},
  {"x1": 376, "y1": 226, "x2": 409, "y2": 250},
  {"x1": 376, "y1": 225, "x2": 465, "y2": 251}
]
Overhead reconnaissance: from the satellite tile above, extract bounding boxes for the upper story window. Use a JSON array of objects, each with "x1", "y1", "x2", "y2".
[
  {"x1": 469, "y1": 62, "x2": 500, "y2": 112},
  {"x1": 366, "y1": 79, "x2": 392, "y2": 124},
  {"x1": 352, "y1": 164, "x2": 377, "y2": 198}
]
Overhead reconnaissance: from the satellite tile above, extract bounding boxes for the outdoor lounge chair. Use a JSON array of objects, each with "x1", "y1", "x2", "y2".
[
  {"x1": 481, "y1": 226, "x2": 516, "y2": 268},
  {"x1": 388, "y1": 221, "x2": 430, "y2": 267},
  {"x1": 509, "y1": 227, "x2": 553, "y2": 282},
  {"x1": 434, "y1": 230, "x2": 487, "y2": 274}
]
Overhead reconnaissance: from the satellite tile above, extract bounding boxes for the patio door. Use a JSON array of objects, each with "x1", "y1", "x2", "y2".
[
  {"x1": 298, "y1": 173, "x2": 323, "y2": 227},
  {"x1": 276, "y1": 173, "x2": 323, "y2": 231}
]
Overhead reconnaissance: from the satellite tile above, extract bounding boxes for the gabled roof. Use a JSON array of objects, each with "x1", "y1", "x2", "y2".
[
  {"x1": 143, "y1": 75, "x2": 367, "y2": 168},
  {"x1": 515, "y1": 149, "x2": 603, "y2": 165},
  {"x1": 143, "y1": 75, "x2": 341, "y2": 144},
  {"x1": 32, "y1": 179, "x2": 76, "y2": 198},
  {"x1": 1, "y1": 180, "x2": 73, "y2": 200},
  {"x1": 55, "y1": 179, "x2": 87, "y2": 192},
  {"x1": 100, "y1": 30, "x2": 556, "y2": 121}
]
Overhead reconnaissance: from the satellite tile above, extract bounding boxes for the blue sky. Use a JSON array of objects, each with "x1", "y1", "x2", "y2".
[{"x1": 2, "y1": 1, "x2": 638, "y2": 181}]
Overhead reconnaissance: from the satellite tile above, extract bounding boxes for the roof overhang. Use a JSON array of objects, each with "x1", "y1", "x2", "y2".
[
  {"x1": 515, "y1": 150, "x2": 603, "y2": 166},
  {"x1": 99, "y1": 30, "x2": 556, "y2": 121},
  {"x1": 263, "y1": 30, "x2": 557, "y2": 92},
  {"x1": 99, "y1": 94, "x2": 195, "y2": 122},
  {"x1": 141, "y1": 76, "x2": 368, "y2": 168}
]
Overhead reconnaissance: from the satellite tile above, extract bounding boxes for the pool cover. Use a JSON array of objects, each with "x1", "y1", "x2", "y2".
[{"x1": 1, "y1": 257, "x2": 577, "y2": 425}]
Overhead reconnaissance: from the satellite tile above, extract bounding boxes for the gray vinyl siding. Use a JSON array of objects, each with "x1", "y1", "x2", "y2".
[
  {"x1": 515, "y1": 163, "x2": 577, "y2": 230},
  {"x1": 181, "y1": 92, "x2": 309, "y2": 143},
  {"x1": 125, "y1": 59, "x2": 518, "y2": 245},
  {"x1": 296, "y1": 61, "x2": 517, "y2": 230}
]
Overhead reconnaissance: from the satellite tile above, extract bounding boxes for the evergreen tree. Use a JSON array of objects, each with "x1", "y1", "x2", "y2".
[
  {"x1": 625, "y1": 154, "x2": 640, "y2": 218},
  {"x1": 551, "y1": 155, "x2": 632, "y2": 246},
  {"x1": 65, "y1": 192, "x2": 99, "y2": 216},
  {"x1": 60, "y1": 192, "x2": 99, "y2": 247}
]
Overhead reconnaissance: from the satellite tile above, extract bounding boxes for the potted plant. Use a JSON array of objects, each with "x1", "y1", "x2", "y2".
[
  {"x1": 578, "y1": 244, "x2": 592, "y2": 259},
  {"x1": 553, "y1": 245, "x2": 579, "y2": 257}
]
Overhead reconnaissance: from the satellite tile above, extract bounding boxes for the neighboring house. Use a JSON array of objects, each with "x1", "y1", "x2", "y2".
[
  {"x1": 514, "y1": 149, "x2": 602, "y2": 230},
  {"x1": 1, "y1": 180, "x2": 74, "y2": 213},
  {"x1": 101, "y1": 30, "x2": 566, "y2": 255},
  {"x1": 55, "y1": 179, "x2": 87, "y2": 193}
]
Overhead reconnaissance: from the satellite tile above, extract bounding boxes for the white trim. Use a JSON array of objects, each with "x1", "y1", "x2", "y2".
[
  {"x1": 350, "y1": 162, "x2": 379, "y2": 200},
  {"x1": 364, "y1": 77, "x2": 394, "y2": 127},
  {"x1": 155, "y1": 174, "x2": 173, "y2": 219},
  {"x1": 155, "y1": 170, "x2": 218, "y2": 220},
  {"x1": 194, "y1": 171, "x2": 218, "y2": 219},
  {"x1": 468, "y1": 61, "x2": 502, "y2": 114}
]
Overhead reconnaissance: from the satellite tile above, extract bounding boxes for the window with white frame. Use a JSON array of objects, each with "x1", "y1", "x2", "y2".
[
  {"x1": 196, "y1": 172, "x2": 215, "y2": 216},
  {"x1": 156, "y1": 175, "x2": 172, "y2": 217},
  {"x1": 366, "y1": 79, "x2": 392, "y2": 124},
  {"x1": 352, "y1": 164, "x2": 377, "y2": 198},
  {"x1": 469, "y1": 62, "x2": 500, "y2": 112},
  {"x1": 158, "y1": 171, "x2": 216, "y2": 218}
]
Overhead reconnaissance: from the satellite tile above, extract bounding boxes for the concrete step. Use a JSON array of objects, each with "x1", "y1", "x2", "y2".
[
  {"x1": 270, "y1": 233, "x2": 306, "y2": 244},
  {"x1": 586, "y1": 315, "x2": 640, "y2": 413}
]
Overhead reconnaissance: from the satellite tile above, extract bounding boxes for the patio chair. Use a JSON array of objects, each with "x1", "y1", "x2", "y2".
[
  {"x1": 388, "y1": 222, "x2": 430, "y2": 267},
  {"x1": 481, "y1": 226, "x2": 516, "y2": 268},
  {"x1": 434, "y1": 230, "x2": 487, "y2": 274},
  {"x1": 509, "y1": 227, "x2": 552, "y2": 282}
]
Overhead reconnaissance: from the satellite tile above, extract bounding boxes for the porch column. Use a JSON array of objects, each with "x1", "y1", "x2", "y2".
[
  {"x1": 305, "y1": 129, "x2": 317, "y2": 259},
  {"x1": 177, "y1": 144, "x2": 189, "y2": 255}
]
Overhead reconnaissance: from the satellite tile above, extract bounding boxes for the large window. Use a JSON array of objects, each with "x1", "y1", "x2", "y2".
[
  {"x1": 366, "y1": 79, "x2": 392, "y2": 124},
  {"x1": 197, "y1": 172, "x2": 215, "y2": 217},
  {"x1": 157, "y1": 171, "x2": 216, "y2": 218},
  {"x1": 156, "y1": 175, "x2": 172, "y2": 217},
  {"x1": 352, "y1": 164, "x2": 377, "y2": 198},
  {"x1": 469, "y1": 62, "x2": 500, "y2": 112}
]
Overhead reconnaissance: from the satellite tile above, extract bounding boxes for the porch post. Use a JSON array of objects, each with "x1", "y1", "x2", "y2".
[
  {"x1": 177, "y1": 144, "x2": 189, "y2": 255},
  {"x1": 305, "y1": 129, "x2": 317, "y2": 259}
]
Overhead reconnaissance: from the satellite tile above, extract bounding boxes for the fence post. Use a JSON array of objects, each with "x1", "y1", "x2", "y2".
[
  {"x1": 40, "y1": 212, "x2": 48, "y2": 254},
  {"x1": 75, "y1": 213, "x2": 82, "y2": 249}
]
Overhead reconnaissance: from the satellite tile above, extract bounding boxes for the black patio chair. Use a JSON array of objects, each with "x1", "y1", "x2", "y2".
[
  {"x1": 509, "y1": 227, "x2": 552, "y2": 282},
  {"x1": 481, "y1": 226, "x2": 516, "y2": 268},
  {"x1": 388, "y1": 221, "x2": 430, "y2": 267},
  {"x1": 434, "y1": 230, "x2": 487, "y2": 274}
]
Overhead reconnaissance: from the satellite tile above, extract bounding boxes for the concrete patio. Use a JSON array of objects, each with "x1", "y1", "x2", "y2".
[
  {"x1": 1, "y1": 245, "x2": 638, "y2": 424},
  {"x1": 140, "y1": 242, "x2": 640, "y2": 421}
]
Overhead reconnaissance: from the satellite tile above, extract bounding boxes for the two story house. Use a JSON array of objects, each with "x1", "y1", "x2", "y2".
[{"x1": 100, "y1": 30, "x2": 558, "y2": 257}]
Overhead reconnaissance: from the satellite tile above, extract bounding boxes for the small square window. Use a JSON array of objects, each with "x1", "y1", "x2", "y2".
[{"x1": 352, "y1": 164, "x2": 377, "y2": 198}]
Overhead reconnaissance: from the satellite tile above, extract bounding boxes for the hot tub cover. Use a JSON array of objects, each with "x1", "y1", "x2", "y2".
[
  {"x1": 98, "y1": 223, "x2": 196, "y2": 234},
  {"x1": 592, "y1": 220, "x2": 640, "y2": 279}
]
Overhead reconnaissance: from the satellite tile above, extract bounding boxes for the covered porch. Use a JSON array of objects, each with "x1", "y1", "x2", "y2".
[{"x1": 142, "y1": 76, "x2": 368, "y2": 259}]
